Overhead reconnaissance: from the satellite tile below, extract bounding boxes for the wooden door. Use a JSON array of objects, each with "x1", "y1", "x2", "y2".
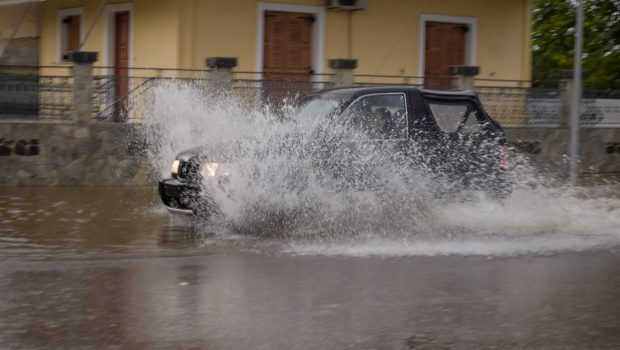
[
  {"x1": 263, "y1": 11, "x2": 313, "y2": 107},
  {"x1": 114, "y1": 11, "x2": 129, "y2": 121},
  {"x1": 424, "y1": 21, "x2": 467, "y2": 89}
]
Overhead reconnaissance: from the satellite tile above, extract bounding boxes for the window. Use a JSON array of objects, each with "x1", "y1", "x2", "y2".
[
  {"x1": 343, "y1": 93, "x2": 408, "y2": 140},
  {"x1": 419, "y1": 14, "x2": 477, "y2": 88},
  {"x1": 58, "y1": 9, "x2": 82, "y2": 62},
  {"x1": 427, "y1": 101, "x2": 481, "y2": 134}
]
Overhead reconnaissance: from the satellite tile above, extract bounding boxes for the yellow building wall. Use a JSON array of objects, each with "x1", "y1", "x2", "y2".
[
  {"x1": 0, "y1": 3, "x2": 39, "y2": 41},
  {"x1": 40, "y1": 0, "x2": 182, "y2": 72},
  {"x1": 0, "y1": 2, "x2": 41, "y2": 66},
  {"x1": 347, "y1": 0, "x2": 531, "y2": 81},
  {"x1": 185, "y1": 0, "x2": 324, "y2": 72},
  {"x1": 39, "y1": 0, "x2": 531, "y2": 80}
]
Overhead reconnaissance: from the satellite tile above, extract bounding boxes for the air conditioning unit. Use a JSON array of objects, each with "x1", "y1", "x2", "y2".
[{"x1": 325, "y1": 0, "x2": 368, "y2": 11}]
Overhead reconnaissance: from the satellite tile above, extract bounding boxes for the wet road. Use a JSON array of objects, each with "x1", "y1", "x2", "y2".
[{"x1": 1, "y1": 187, "x2": 620, "y2": 349}]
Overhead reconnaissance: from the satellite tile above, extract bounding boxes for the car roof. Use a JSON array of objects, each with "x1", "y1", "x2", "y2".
[{"x1": 317, "y1": 85, "x2": 477, "y2": 98}]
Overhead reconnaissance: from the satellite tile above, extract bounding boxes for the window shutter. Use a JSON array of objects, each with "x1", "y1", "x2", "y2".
[{"x1": 66, "y1": 15, "x2": 80, "y2": 53}]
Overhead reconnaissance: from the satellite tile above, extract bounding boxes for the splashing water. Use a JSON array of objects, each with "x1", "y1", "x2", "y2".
[{"x1": 135, "y1": 81, "x2": 620, "y2": 256}]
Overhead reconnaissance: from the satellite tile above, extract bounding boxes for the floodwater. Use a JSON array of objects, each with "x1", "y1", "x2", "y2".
[
  {"x1": 1, "y1": 185, "x2": 620, "y2": 349},
  {"x1": 3, "y1": 84, "x2": 620, "y2": 348}
]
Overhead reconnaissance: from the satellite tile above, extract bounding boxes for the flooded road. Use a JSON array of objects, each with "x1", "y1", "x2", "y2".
[{"x1": 2, "y1": 186, "x2": 620, "y2": 349}]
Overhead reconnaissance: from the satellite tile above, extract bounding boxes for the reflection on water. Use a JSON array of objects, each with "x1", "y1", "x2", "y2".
[
  {"x1": 2, "y1": 242, "x2": 620, "y2": 349},
  {"x1": 1, "y1": 185, "x2": 620, "y2": 260},
  {"x1": 1, "y1": 186, "x2": 620, "y2": 349},
  {"x1": 0, "y1": 187, "x2": 206, "y2": 260}
]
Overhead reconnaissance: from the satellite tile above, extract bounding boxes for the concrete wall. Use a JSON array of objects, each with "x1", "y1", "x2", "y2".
[
  {"x1": 0, "y1": 122, "x2": 153, "y2": 186},
  {"x1": 38, "y1": 0, "x2": 531, "y2": 80}
]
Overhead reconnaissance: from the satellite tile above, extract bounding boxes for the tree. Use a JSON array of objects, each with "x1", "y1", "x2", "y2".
[{"x1": 532, "y1": 0, "x2": 620, "y2": 92}]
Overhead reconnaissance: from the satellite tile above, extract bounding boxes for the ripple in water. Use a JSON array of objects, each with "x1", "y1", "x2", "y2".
[{"x1": 135, "y1": 81, "x2": 620, "y2": 256}]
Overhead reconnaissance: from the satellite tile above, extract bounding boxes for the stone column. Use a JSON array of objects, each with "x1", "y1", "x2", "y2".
[
  {"x1": 70, "y1": 51, "x2": 98, "y2": 124},
  {"x1": 328, "y1": 59, "x2": 357, "y2": 87},
  {"x1": 206, "y1": 57, "x2": 237, "y2": 90},
  {"x1": 449, "y1": 65, "x2": 479, "y2": 91}
]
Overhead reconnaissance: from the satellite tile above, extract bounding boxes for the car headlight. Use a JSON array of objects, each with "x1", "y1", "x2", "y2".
[
  {"x1": 171, "y1": 160, "x2": 180, "y2": 177},
  {"x1": 201, "y1": 162, "x2": 220, "y2": 177}
]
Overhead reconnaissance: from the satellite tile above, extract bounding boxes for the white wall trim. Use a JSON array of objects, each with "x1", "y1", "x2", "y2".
[
  {"x1": 103, "y1": 3, "x2": 134, "y2": 75},
  {"x1": 56, "y1": 7, "x2": 84, "y2": 63},
  {"x1": 256, "y1": 2, "x2": 325, "y2": 82},
  {"x1": 418, "y1": 14, "x2": 478, "y2": 85}
]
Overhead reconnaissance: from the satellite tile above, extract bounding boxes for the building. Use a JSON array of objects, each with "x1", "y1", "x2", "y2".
[{"x1": 35, "y1": 0, "x2": 531, "y2": 84}]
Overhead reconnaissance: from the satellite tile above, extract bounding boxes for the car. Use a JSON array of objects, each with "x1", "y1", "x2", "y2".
[{"x1": 158, "y1": 85, "x2": 511, "y2": 218}]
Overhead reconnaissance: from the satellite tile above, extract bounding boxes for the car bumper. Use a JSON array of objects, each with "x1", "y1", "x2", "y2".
[
  {"x1": 158, "y1": 178, "x2": 202, "y2": 214},
  {"x1": 166, "y1": 206, "x2": 194, "y2": 216}
]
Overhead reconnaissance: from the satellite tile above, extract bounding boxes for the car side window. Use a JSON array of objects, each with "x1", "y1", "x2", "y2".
[
  {"x1": 462, "y1": 111, "x2": 482, "y2": 133},
  {"x1": 428, "y1": 101, "x2": 481, "y2": 134},
  {"x1": 343, "y1": 93, "x2": 408, "y2": 140}
]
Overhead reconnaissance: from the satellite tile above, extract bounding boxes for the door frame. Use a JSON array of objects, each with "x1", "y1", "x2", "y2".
[
  {"x1": 418, "y1": 14, "x2": 477, "y2": 85},
  {"x1": 103, "y1": 3, "x2": 134, "y2": 75},
  {"x1": 256, "y1": 2, "x2": 325, "y2": 82}
]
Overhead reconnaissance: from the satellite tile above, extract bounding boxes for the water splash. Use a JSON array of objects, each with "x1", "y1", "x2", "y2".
[{"x1": 135, "y1": 81, "x2": 620, "y2": 256}]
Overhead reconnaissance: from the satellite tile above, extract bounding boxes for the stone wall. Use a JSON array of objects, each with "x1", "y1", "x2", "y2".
[
  {"x1": 505, "y1": 127, "x2": 620, "y2": 176},
  {"x1": 0, "y1": 122, "x2": 618, "y2": 187},
  {"x1": 0, "y1": 122, "x2": 153, "y2": 186}
]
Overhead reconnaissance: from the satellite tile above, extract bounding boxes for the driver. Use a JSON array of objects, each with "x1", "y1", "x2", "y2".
[{"x1": 366, "y1": 107, "x2": 389, "y2": 139}]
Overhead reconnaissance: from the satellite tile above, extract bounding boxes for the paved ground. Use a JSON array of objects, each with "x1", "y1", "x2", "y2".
[{"x1": 1, "y1": 186, "x2": 620, "y2": 349}]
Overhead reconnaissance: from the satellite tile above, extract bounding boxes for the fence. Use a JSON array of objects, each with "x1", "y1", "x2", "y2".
[
  {"x1": 476, "y1": 82, "x2": 620, "y2": 127},
  {"x1": 0, "y1": 65, "x2": 73, "y2": 120},
  {"x1": 1, "y1": 64, "x2": 619, "y2": 127},
  {"x1": 85, "y1": 69, "x2": 336, "y2": 122}
]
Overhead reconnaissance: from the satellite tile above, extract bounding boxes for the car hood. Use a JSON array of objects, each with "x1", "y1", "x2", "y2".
[
  {"x1": 174, "y1": 131, "x2": 312, "y2": 164},
  {"x1": 174, "y1": 140, "x2": 253, "y2": 163}
]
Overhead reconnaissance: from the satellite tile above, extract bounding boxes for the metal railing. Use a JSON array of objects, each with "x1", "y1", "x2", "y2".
[
  {"x1": 92, "y1": 75, "x2": 159, "y2": 121},
  {"x1": 581, "y1": 89, "x2": 620, "y2": 127},
  {"x1": 0, "y1": 65, "x2": 73, "y2": 121},
  {"x1": 477, "y1": 86, "x2": 526, "y2": 126},
  {"x1": 232, "y1": 71, "x2": 334, "y2": 112},
  {"x1": 476, "y1": 84, "x2": 620, "y2": 127},
  {"x1": 91, "y1": 67, "x2": 215, "y2": 122},
  {"x1": 1, "y1": 65, "x2": 619, "y2": 127},
  {"x1": 354, "y1": 74, "x2": 424, "y2": 87},
  {"x1": 89, "y1": 69, "x2": 336, "y2": 122}
]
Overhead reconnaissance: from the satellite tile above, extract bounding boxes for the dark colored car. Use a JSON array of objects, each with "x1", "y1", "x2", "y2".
[{"x1": 158, "y1": 86, "x2": 511, "y2": 217}]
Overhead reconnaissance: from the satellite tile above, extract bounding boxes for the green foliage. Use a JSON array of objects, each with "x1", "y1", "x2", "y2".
[{"x1": 532, "y1": 0, "x2": 620, "y2": 91}]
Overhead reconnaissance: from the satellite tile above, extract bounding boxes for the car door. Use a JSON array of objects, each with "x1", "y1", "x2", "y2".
[{"x1": 317, "y1": 92, "x2": 411, "y2": 189}]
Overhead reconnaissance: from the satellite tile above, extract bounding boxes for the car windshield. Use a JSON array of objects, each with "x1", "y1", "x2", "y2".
[{"x1": 294, "y1": 94, "x2": 344, "y2": 125}]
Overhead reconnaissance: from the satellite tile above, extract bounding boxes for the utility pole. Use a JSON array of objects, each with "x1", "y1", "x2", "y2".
[{"x1": 569, "y1": 0, "x2": 584, "y2": 184}]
